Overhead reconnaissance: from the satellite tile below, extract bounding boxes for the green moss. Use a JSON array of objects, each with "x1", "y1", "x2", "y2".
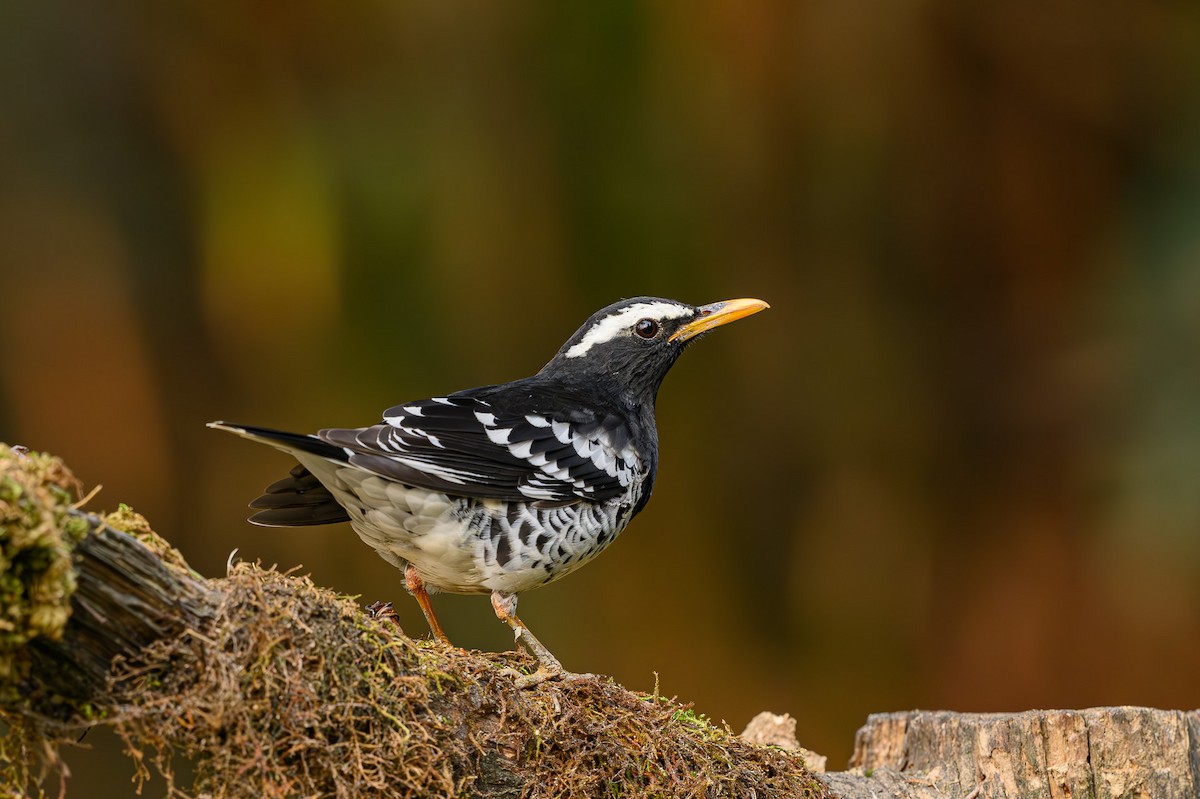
[
  {"x1": 102, "y1": 503, "x2": 193, "y2": 574},
  {"x1": 0, "y1": 444, "x2": 87, "y2": 702}
]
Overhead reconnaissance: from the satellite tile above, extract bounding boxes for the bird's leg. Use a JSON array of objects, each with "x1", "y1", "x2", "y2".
[
  {"x1": 405, "y1": 563, "x2": 451, "y2": 645},
  {"x1": 491, "y1": 591, "x2": 593, "y2": 688},
  {"x1": 491, "y1": 591, "x2": 562, "y2": 686}
]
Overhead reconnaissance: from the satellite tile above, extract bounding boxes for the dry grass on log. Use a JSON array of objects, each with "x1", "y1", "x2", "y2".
[{"x1": 0, "y1": 443, "x2": 824, "y2": 799}]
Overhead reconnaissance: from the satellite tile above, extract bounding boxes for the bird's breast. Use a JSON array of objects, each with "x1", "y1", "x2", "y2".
[{"x1": 332, "y1": 467, "x2": 647, "y2": 595}]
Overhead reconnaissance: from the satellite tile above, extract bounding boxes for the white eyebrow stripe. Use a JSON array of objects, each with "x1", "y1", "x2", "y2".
[{"x1": 564, "y1": 302, "x2": 692, "y2": 358}]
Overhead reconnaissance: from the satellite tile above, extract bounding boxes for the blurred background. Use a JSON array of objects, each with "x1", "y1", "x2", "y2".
[{"x1": 3, "y1": 0, "x2": 1200, "y2": 791}]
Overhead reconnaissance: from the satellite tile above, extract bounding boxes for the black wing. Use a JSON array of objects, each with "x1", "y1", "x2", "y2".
[{"x1": 318, "y1": 391, "x2": 640, "y2": 505}]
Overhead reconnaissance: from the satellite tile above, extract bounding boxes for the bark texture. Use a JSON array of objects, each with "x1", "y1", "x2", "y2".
[
  {"x1": 822, "y1": 707, "x2": 1200, "y2": 799},
  {"x1": 23, "y1": 516, "x2": 218, "y2": 724}
]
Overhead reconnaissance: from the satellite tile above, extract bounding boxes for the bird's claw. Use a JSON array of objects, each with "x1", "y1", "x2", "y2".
[
  {"x1": 498, "y1": 664, "x2": 597, "y2": 688},
  {"x1": 365, "y1": 600, "x2": 403, "y2": 632}
]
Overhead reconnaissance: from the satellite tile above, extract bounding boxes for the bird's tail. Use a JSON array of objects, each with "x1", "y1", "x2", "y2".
[{"x1": 208, "y1": 421, "x2": 351, "y2": 527}]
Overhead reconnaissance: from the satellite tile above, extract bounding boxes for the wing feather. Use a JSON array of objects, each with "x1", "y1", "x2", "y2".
[{"x1": 318, "y1": 391, "x2": 640, "y2": 504}]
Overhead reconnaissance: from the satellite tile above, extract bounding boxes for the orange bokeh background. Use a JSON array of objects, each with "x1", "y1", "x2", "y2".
[{"x1": 3, "y1": 2, "x2": 1200, "y2": 792}]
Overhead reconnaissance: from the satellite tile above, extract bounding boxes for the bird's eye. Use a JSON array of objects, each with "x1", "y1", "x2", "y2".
[{"x1": 634, "y1": 319, "x2": 659, "y2": 339}]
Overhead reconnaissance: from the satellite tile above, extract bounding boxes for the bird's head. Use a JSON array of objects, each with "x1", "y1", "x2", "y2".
[{"x1": 540, "y1": 296, "x2": 770, "y2": 405}]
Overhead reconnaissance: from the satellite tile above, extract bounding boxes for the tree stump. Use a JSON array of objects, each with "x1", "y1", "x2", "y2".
[{"x1": 821, "y1": 707, "x2": 1200, "y2": 799}]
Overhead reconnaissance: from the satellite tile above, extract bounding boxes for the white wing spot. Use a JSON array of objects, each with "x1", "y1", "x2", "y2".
[
  {"x1": 485, "y1": 427, "x2": 512, "y2": 445},
  {"x1": 390, "y1": 456, "x2": 482, "y2": 485},
  {"x1": 573, "y1": 437, "x2": 594, "y2": 459},
  {"x1": 544, "y1": 462, "x2": 571, "y2": 481},
  {"x1": 592, "y1": 448, "x2": 616, "y2": 476},
  {"x1": 519, "y1": 481, "x2": 559, "y2": 500}
]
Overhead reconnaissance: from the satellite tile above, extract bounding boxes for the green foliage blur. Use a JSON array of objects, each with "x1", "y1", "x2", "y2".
[{"x1": 3, "y1": 1, "x2": 1200, "y2": 791}]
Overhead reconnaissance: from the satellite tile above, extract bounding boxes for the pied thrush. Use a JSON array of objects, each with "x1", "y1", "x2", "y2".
[{"x1": 210, "y1": 296, "x2": 768, "y2": 684}]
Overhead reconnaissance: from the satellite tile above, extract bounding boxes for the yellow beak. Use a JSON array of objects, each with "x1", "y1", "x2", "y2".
[{"x1": 669, "y1": 298, "x2": 770, "y2": 344}]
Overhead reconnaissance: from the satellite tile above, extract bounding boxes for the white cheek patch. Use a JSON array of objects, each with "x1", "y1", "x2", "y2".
[{"x1": 564, "y1": 302, "x2": 692, "y2": 358}]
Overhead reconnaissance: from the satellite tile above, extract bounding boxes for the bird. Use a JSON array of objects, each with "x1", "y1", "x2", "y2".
[{"x1": 209, "y1": 296, "x2": 768, "y2": 685}]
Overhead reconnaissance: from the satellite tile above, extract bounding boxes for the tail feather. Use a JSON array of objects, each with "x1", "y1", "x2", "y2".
[
  {"x1": 206, "y1": 421, "x2": 348, "y2": 461},
  {"x1": 208, "y1": 421, "x2": 352, "y2": 528},
  {"x1": 248, "y1": 464, "x2": 351, "y2": 527}
]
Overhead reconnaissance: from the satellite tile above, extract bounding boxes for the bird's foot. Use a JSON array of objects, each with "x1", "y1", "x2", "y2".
[
  {"x1": 498, "y1": 663, "x2": 597, "y2": 688},
  {"x1": 365, "y1": 600, "x2": 403, "y2": 632},
  {"x1": 500, "y1": 629, "x2": 597, "y2": 687},
  {"x1": 489, "y1": 590, "x2": 596, "y2": 687}
]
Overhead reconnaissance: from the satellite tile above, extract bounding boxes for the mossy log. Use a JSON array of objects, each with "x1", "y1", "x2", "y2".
[
  {"x1": 0, "y1": 444, "x2": 825, "y2": 798},
  {"x1": 4, "y1": 444, "x2": 1198, "y2": 799}
]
